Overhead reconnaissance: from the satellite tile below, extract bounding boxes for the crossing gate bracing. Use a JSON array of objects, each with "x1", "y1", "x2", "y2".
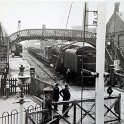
[{"x1": 25, "y1": 94, "x2": 121, "y2": 124}]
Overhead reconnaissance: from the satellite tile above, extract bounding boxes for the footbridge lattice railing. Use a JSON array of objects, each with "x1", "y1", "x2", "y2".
[{"x1": 9, "y1": 29, "x2": 96, "y2": 46}]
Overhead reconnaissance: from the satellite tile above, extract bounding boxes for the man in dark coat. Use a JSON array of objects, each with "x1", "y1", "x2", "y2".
[
  {"x1": 52, "y1": 83, "x2": 60, "y2": 111},
  {"x1": 60, "y1": 84, "x2": 71, "y2": 117},
  {"x1": 65, "y1": 69, "x2": 71, "y2": 84}
]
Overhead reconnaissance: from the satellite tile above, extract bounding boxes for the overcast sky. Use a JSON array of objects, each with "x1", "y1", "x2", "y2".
[{"x1": 0, "y1": 0, "x2": 124, "y2": 35}]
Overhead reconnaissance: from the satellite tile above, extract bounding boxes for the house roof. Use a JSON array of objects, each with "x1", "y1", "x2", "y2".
[
  {"x1": 106, "y1": 11, "x2": 124, "y2": 34},
  {"x1": 118, "y1": 12, "x2": 124, "y2": 22}
]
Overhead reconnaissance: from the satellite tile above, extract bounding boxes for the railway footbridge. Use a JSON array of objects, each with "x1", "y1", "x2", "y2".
[
  {"x1": 9, "y1": 29, "x2": 124, "y2": 65},
  {"x1": 8, "y1": 28, "x2": 124, "y2": 82},
  {"x1": 9, "y1": 29, "x2": 96, "y2": 46}
]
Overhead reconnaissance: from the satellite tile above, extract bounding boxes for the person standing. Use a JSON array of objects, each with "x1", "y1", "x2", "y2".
[
  {"x1": 5, "y1": 81, "x2": 9, "y2": 98},
  {"x1": 65, "y1": 69, "x2": 71, "y2": 84},
  {"x1": 60, "y1": 84, "x2": 71, "y2": 117},
  {"x1": 52, "y1": 83, "x2": 60, "y2": 111}
]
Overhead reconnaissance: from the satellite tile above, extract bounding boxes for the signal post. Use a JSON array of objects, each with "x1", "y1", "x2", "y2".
[{"x1": 95, "y1": 3, "x2": 106, "y2": 124}]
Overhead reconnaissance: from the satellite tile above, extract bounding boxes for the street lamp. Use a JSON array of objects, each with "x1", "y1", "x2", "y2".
[
  {"x1": 18, "y1": 20, "x2": 21, "y2": 31},
  {"x1": 17, "y1": 20, "x2": 21, "y2": 39},
  {"x1": 14, "y1": 75, "x2": 30, "y2": 124}
]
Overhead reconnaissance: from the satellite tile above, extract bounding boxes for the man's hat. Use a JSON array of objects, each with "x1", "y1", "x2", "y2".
[{"x1": 65, "y1": 84, "x2": 69, "y2": 89}]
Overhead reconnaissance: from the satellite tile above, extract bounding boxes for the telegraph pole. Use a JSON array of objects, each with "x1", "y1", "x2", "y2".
[{"x1": 95, "y1": 3, "x2": 106, "y2": 124}]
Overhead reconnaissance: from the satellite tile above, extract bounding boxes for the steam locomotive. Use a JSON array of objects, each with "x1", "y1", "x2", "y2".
[
  {"x1": 28, "y1": 41, "x2": 96, "y2": 86},
  {"x1": 11, "y1": 43, "x2": 23, "y2": 57}
]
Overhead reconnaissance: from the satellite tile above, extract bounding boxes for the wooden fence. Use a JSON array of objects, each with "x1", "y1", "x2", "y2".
[{"x1": 1, "y1": 78, "x2": 30, "y2": 96}]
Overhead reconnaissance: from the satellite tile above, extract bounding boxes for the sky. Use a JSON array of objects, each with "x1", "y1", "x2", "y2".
[{"x1": 0, "y1": 0, "x2": 124, "y2": 35}]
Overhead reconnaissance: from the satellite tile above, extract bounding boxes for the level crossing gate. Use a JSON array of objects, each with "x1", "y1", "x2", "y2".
[
  {"x1": 0, "y1": 89, "x2": 121, "y2": 124},
  {"x1": 25, "y1": 94, "x2": 121, "y2": 124}
]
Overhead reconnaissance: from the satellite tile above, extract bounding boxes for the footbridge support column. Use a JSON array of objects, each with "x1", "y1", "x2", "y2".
[{"x1": 40, "y1": 24, "x2": 46, "y2": 50}]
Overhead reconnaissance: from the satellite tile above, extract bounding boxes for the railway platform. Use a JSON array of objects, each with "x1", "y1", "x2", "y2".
[
  {"x1": 0, "y1": 55, "x2": 42, "y2": 124},
  {"x1": 0, "y1": 53, "x2": 124, "y2": 124},
  {"x1": 8, "y1": 55, "x2": 30, "y2": 78}
]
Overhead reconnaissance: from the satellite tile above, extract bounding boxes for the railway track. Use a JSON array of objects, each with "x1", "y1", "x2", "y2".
[{"x1": 22, "y1": 49, "x2": 56, "y2": 85}]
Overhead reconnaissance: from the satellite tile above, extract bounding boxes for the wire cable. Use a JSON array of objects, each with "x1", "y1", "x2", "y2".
[{"x1": 66, "y1": 2, "x2": 73, "y2": 28}]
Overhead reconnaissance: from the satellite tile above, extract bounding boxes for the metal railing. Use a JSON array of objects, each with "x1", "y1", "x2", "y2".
[
  {"x1": 9, "y1": 29, "x2": 96, "y2": 46},
  {"x1": 0, "y1": 103, "x2": 42, "y2": 124}
]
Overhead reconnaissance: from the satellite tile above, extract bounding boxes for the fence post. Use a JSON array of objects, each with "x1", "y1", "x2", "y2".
[
  {"x1": 43, "y1": 87, "x2": 53, "y2": 123},
  {"x1": 73, "y1": 103, "x2": 76, "y2": 124},
  {"x1": 10, "y1": 79, "x2": 12, "y2": 95},
  {"x1": 1, "y1": 78, "x2": 6, "y2": 95},
  {"x1": 25, "y1": 109, "x2": 29, "y2": 124},
  {"x1": 54, "y1": 114, "x2": 59, "y2": 124},
  {"x1": 109, "y1": 65, "x2": 115, "y2": 86},
  {"x1": 114, "y1": 93, "x2": 121, "y2": 122},
  {"x1": 119, "y1": 93, "x2": 121, "y2": 122}
]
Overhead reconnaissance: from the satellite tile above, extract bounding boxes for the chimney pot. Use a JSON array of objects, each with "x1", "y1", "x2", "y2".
[{"x1": 114, "y1": 2, "x2": 120, "y2": 12}]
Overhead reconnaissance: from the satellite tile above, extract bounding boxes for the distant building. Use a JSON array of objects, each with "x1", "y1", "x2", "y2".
[
  {"x1": 88, "y1": 28, "x2": 96, "y2": 34},
  {"x1": 0, "y1": 22, "x2": 8, "y2": 46},
  {"x1": 40, "y1": 24, "x2": 55, "y2": 50},
  {"x1": 71, "y1": 26, "x2": 83, "y2": 31},
  {"x1": 24, "y1": 40, "x2": 40, "y2": 48},
  {"x1": 40, "y1": 39, "x2": 56, "y2": 50},
  {"x1": 71, "y1": 25, "x2": 96, "y2": 33},
  {"x1": 106, "y1": 2, "x2": 124, "y2": 53}
]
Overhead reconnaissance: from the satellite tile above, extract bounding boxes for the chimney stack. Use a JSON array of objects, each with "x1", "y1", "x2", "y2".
[{"x1": 114, "y1": 2, "x2": 120, "y2": 13}]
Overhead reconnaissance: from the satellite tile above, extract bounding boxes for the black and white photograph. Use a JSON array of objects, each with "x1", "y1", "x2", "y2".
[{"x1": 0, "y1": 0, "x2": 124, "y2": 124}]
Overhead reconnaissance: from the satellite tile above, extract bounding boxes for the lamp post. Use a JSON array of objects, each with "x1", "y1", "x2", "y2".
[
  {"x1": 18, "y1": 20, "x2": 21, "y2": 32},
  {"x1": 17, "y1": 20, "x2": 21, "y2": 40},
  {"x1": 16, "y1": 75, "x2": 30, "y2": 124}
]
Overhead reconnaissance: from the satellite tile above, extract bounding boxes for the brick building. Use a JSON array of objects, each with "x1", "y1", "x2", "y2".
[{"x1": 106, "y1": 2, "x2": 124, "y2": 53}]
